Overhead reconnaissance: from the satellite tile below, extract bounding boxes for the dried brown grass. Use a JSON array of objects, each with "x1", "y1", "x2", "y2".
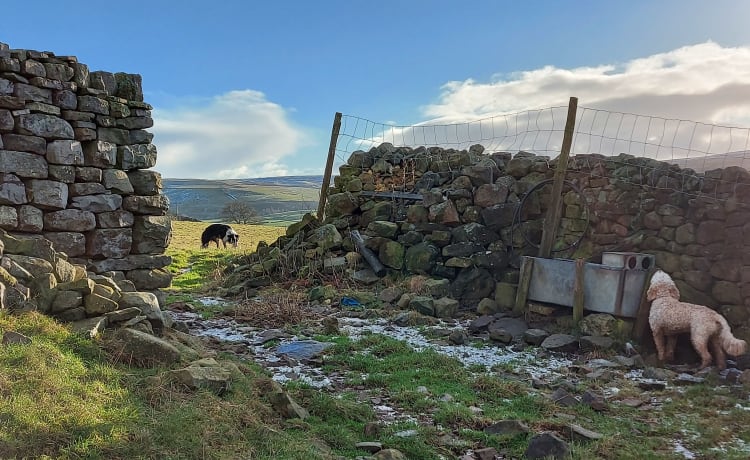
[{"x1": 226, "y1": 288, "x2": 329, "y2": 329}]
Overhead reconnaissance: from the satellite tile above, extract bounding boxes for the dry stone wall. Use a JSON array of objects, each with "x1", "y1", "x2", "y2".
[
  {"x1": 0, "y1": 41, "x2": 171, "y2": 305},
  {"x1": 306, "y1": 143, "x2": 749, "y2": 339}
]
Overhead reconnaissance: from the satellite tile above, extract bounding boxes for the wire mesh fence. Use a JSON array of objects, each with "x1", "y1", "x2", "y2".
[{"x1": 331, "y1": 103, "x2": 750, "y2": 204}]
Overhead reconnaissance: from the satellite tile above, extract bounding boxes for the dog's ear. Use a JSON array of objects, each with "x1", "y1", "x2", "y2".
[{"x1": 646, "y1": 284, "x2": 658, "y2": 301}]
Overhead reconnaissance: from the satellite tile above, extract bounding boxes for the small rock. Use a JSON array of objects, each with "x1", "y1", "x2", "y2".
[
  {"x1": 585, "y1": 369, "x2": 615, "y2": 382},
  {"x1": 440, "y1": 393, "x2": 454, "y2": 402},
  {"x1": 489, "y1": 327, "x2": 513, "y2": 343},
  {"x1": 568, "y1": 423, "x2": 604, "y2": 442},
  {"x1": 579, "y1": 335, "x2": 615, "y2": 351},
  {"x1": 355, "y1": 441, "x2": 382, "y2": 453},
  {"x1": 448, "y1": 329, "x2": 469, "y2": 345},
  {"x1": 475, "y1": 447, "x2": 499, "y2": 460},
  {"x1": 619, "y1": 398, "x2": 645, "y2": 408},
  {"x1": 468, "y1": 315, "x2": 494, "y2": 332},
  {"x1": 643, "y1": 367, "x2": 675, "y2": 380},
  {"x1": 373, "y1": 449, "x2": 407, "y2": 460},
  {"x1": 550, "y1": 387, "x2": 578, "y2": 407},
  {"x1": 581, "y1": 390, "x2": 607, "y2": 411},
  {"x1": 637, "y1": 379, "x2": 667, "y2": 391},
  {"x1": 2, "y1": 331, "x2": 31, "y2": 345},
  {"x1": 523, "y1": 328, "x2": 549, "y2": 346},
  {"x1": 351, "y1": 269, "x2": 381, "y2": 285},
  {"x1": 524, "y1": 432, "x2": 570, "y2": 459},
  {"x1": 674, "y1": 373, "x2": 705, "y2": 385},
  {"x1": 587, "y1": 358, "x2": 621, "y2": 369},
  {"x1": 541, "y1": 333, "x2": 579, "y2": 353}
]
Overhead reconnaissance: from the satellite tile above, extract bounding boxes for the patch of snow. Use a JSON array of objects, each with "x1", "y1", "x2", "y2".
[
  {"x1": 674, "y1": 440, "x2": 696, "y2": 459},
  {"x1": 338, "y1": 318, "x2": 572, "y2": 379},
  {"x1": 197, "y1": 297, "x2": 227, "y2": 306}
]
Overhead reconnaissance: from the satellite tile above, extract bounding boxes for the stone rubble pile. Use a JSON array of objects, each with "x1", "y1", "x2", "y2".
[{"x1": 225, "y1": 142, "x2": 750, "y2": 339}]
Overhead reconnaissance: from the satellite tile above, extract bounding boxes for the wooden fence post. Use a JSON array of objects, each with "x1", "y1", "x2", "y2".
[
  {"x1": 573, "y1": 258, "x2": 585, "y2": 323},
  {"x1": 514, "y1": 257, "x2": 534, "y2": 315},
  {"x1": 538, "y1": 97, "x2": 578, "y2": 258},
  {"x1": 316, "y1": 112, "x2": 342, "y2": 221}
]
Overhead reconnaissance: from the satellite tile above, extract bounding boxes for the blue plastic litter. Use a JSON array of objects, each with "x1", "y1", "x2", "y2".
[{"x1": 340, "y1": 296, "x2": 363, "y2": 309}]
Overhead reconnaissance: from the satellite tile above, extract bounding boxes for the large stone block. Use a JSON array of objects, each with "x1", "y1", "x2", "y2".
[
  {"x1": 44, "y1": 209, "x2": 96, "y2": 232},
  {"x1": 0, "y1": 205, "x2": 18, "y2": 229},
  {"x1": 76, "y1": 95, "x2": 109, "y2": 115},
  {"x1": 46, "y1": 140, "x2": 84, "y2": 165},
  {"x1": 0, "y1": 173, "x2": 27, "y2": 205},
  {"x1": 16, "y1": 113, "x2": 73, "y2": 139},
  {"x1": 1, "y1": 133, "x2": 46, "y2": 154},
  {"x1": 127, "y1": 170, "x2": 162, "y2": 195},
  {"x1": 97, "y1": 127, "x2": 129, "y2": 145},
  {"x1": 102, "y1": 169, "x2": 134, "y2": 194},
  {"x1": 86, "y1": 228, "x2": 132, "y2": 258},
  {"x1": 17, "y1": 205, "x2": 43, "y2": 232},
  {"x1": 27, "y1": 179, "x2": 68, "y2": 209},
  {"x1": 131, "y1": 215, "x2": 171, "y2": 254},
  {"x1": 122, "y1": 195, "x2": 169, "y2": 215},
  {"x1": 70, "y1": 194, "x2": 122, "y2": 212},
  {"x1": 117, "y1": 144, "x2": 157, "y2": 170},
  {"x1": 0, "y1": 150, "x2": 48, "y2": 178},
  {"x1": 44, "y1": 231, "x2": 86, "y2": 257}
]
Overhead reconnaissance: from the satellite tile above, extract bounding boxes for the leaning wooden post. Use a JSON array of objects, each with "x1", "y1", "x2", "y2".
[
  {"x1": 573, "y1": 258, "x2": 585, "y2": 323},
  {"x1": 316, "y1": 112, "x2": 343, "y2": 221},
  {"x1": 538, "y1": 97, "x2": 578, "y2": 258},
  {"x1": 514, "y1": 257, "x2": 534, "y2": 315},
  {"x1": 633, "y1": 267, "x2": 657, "y2": 344}
]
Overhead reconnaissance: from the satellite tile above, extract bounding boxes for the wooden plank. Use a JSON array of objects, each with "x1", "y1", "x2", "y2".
[
  {"x1": 573, "y1": 258, "x2": 585, "y2": 323},
  {"x1": 633, "y1": 267, "x2": 657, "y2": 344},
  {"x1": 316, "y1": 112, "x2": 342, "y2": 221},
  {"x1": 514, "y1": 257, "x2": 534, "y2": 315},
  {"x1": 538, "y1": 97, "x2": 578, "y2": 258}
]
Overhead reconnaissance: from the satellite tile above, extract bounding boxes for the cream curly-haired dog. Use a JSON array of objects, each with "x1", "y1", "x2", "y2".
[{"x1": 647, "y1": 270, "x2": 746, "y2": 370}]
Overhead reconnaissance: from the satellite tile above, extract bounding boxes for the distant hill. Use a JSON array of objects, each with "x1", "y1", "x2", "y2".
[
  {"x1": 163, "y1": 176, "x2": 323, "y2": 225},
  {"x1": 663, "y1": 150, "x2": 750, "y2": 173}
]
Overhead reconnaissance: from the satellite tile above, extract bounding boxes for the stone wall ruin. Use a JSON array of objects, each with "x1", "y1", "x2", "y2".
[
  {"x1": 231, "y1": 142, "x2": 750, "y2": 344},
  {"x1": 0, "y1": 40, "x2": 171, "y2": 322}
]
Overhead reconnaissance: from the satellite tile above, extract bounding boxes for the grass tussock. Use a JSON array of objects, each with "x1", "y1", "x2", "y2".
[{"x1": 226, "y1": 288, "x2": 326, "y2": 329}]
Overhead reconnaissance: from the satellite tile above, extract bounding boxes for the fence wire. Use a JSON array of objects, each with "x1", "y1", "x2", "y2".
[{"x1": 333, "y1": 105, "x2": 750, "y2": 203}]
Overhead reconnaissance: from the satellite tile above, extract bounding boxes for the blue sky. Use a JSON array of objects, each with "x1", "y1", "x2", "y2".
[{"x1": 3, "y1": 0, "x2": 750, "y2": 179}]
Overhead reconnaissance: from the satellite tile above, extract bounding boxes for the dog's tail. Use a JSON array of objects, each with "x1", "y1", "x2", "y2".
[{"x1": 717, "y1": 316, "x2": 748, "y2": 356}]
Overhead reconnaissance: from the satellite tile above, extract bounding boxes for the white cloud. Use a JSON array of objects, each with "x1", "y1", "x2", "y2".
[
  {"x1": 337, "y1": 42, "x2": 750, "y2": 169},
  {"x1": 151, "y1": 90, "x2": 308, "y2": 179},
  {"x1": 422, "y1": 41, "x2": 750, "y2": 126}
]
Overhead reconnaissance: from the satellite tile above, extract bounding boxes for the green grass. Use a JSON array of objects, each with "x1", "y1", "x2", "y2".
[
  {"x1": 0, "y1": 311, "x2": 341, "y2": 459},
  {"x1": 4, "y1": 221, "x2": 750, "y2": 459}
]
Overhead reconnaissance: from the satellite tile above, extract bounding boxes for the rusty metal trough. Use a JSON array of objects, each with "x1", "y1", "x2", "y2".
[{"x1": 520, "y1": 252, "x2": 655, "y2": 318}]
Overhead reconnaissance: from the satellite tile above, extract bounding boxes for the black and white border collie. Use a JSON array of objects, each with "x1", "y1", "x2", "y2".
[{"x1": 201, "y1": 223, "x2": 239, "y2": 249}]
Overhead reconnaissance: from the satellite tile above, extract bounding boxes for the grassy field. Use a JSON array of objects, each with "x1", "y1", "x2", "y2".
[
  {"x1": 166, "y1": 221, "x2": 286, "y2": 292},
  {"x1": 168, "y1": 221, "x2": 286, "y2": 252}
]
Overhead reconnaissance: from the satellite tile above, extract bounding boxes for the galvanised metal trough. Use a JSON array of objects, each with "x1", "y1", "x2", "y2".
[{"x1": 521, "y1": 252, "x2": 655, "y2": 318}]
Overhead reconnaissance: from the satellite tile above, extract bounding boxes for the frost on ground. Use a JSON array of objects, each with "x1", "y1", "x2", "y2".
[
  {"x1": 338, "y1": 317, "x2": 572, "y2": 380},
  {"x1": 168, "y1": 308, "x2": 572, "y2": 389}
]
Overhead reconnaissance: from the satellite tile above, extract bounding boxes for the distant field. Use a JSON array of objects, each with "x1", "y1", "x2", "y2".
[
  {"x1": 168, "y1": 221, "x2": 286, "y2": 252},
  {"x1": 164, "y1": 176, "x2": 321, "y2": 222}
]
